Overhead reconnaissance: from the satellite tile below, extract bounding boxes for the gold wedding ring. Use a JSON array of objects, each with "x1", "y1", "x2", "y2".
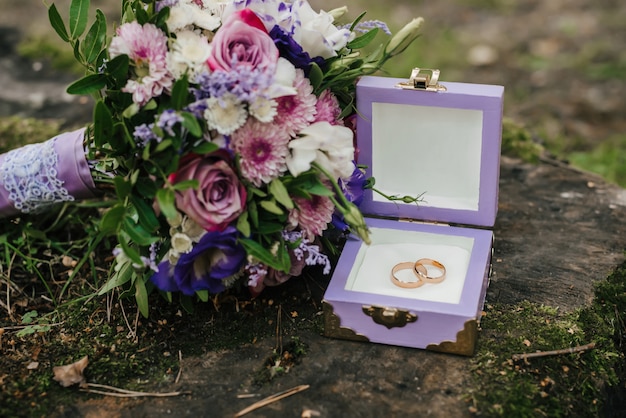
[
  {"x1": 390, "y1": 258, "x2": 447, "y2": 289},
  {"x1": 390, "y1": 262, "x2": 428, "y2": 289},
  {"x1": 413, "y1": 258, "x2": 446, "y2": 283}
]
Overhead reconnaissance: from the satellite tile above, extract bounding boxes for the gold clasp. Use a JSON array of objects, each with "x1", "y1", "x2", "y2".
[
  {"x1": 396, "y1": 68, "x2": 447, "y2": 92},
  {"x1": 362, "y1": 305, "x2": 418, "y2": 329}
]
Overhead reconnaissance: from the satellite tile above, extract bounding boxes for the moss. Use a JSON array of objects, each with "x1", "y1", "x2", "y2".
[
  {"x1": 0, "y1": 116, "x2": 62, "y2": 154},
  {"x1": 469, "y1": 262, "x2": 626, "y2": 417},
  {"x1": 501, "y1": 118, "x2": 544, "y2": 163},
  {"x1": 17, "y1": 36, "x2": 84, "y2": 75}
]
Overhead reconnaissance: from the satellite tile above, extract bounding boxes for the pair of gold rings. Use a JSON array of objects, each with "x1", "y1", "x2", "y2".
[{"x1": 390, "y1": 258, "x2": 446, "y2": 289}]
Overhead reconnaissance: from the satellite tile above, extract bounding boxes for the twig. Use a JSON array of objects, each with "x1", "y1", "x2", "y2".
[
  {"x1": 512, "y1": 342, "x2": 596, "y2": 362},
  {"x1": 175, "y1": 350, "x2": 183, "y2": 384},
  {"x1": 80, "y1": 382, "x2": 189, "y2": 398},
  {"x1": 0, "y1": 322, "x2": 64, "y2": 331},
  {"x1": 235, "y1": 384, "x2": 310, "y2": 417}
]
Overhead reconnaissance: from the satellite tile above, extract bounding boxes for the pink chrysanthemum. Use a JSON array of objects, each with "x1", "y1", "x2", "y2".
[
  {"x1": 109, "y1": 22, "x2": 173, "y2": 106},
  {"x1": 288, "y1": 194, "x2": 334, "y2": 241},
  {"x1": 272, "y1": 69, "x2": 317, "y2": 137},
  {"x1": 313, "y1": 90, "x2": 344, "y2": 125},
  {"x1": 230, "y1": 119, "x2": 291, "y2": 187}
]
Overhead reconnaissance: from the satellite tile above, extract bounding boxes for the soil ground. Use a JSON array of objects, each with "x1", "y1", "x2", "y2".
[{"x1": 1, "y1": 1, "x2": 626, "y2": 417}]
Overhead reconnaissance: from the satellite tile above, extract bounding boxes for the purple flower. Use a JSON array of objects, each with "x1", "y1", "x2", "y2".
[
  {"x1": 269, "y1": 26, "x2": 324, "y2": 72},
  {"x1": 150, "y1": 226, "x2": 246, "y2": 295},
  {"x1": 332, "y1": 162, "x2": 367, "y2": 231},
  {"x1": 157, "y1": 110, "x2": 183, "y2": 137},
  {"x1": 133, "y1": 123, "x2": 160, "y2": 146}
]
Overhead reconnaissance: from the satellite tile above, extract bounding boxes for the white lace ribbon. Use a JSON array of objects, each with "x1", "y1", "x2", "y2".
[{"x1": 0, "y1": 138, "x2": 74, "y2": 213}]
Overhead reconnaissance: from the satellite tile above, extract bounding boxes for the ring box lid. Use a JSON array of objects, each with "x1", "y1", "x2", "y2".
[{"x1": 356, "y1": 76, "x2": 505, "y2": 227}]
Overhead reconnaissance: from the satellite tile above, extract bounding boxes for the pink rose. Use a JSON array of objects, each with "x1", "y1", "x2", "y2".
[
  {"x1": 207, "y1": 9, "x2": 279, "y2": 72},
  {"x1": 171, "y1": 151, "x2": 247, "y2": 232}
]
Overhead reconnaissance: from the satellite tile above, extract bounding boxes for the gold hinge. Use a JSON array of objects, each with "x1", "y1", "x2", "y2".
[
  {"x1": 396, "y1": 68, "x2": 447, "y2": 92},
  {"x1": 398, "y1": 217, "x2": 450, "y2": 226}
]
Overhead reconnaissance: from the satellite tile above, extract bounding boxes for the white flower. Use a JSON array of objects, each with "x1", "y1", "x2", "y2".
[
  {"x1": 167, "y1": 3, "x2": 195, "y2": 31},
  {"x1": 223, "y1": 0, "x2": 351, "y2": 59},
  {"x1": 385, "y1": 18, "x2": 424, "y2": 57},
  {"x1": 249, "y1": 97, "x2": 278, "y2": 123},
  {"x1": 291, "y1": 1, "x2": 352, "y2": 59},
  {"x1": 181, "y1": 216, "x2": 205, "y2": 242},
  {"x1": 167, "y1": 0, "x2": 221, "y2": 32},
  {"x1": 171, "y1": 232, "x2": 193, "y2": 254},
  {"x1": 267, "y1": 58, "x2": 297, "y2": 98},
  {"x1": 286, "y1": 121, "x2": 355, "y2": 179},
  {"x1": 204, "y1": 94, "x2": 248, "y2": 135},
  {"x1": 167, "y1": 211, "x2": 183, "y2": 228},
  {"x1": 167, "y1": 30, "x2": 212, "y2": 79}
]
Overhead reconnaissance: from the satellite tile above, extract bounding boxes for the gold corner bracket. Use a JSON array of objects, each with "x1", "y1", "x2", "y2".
[{"x1": 396, "y1": 68, "x2": 447, "y2": 92}]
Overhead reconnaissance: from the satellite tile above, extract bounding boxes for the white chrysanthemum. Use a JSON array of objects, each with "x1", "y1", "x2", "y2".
[
  {"x1": 204, "y1": 94, "x2": 248, "y2": 135},
  {"x1": 167, "y1": 30, "x2": 212, "y2": 79},
  {"x1": 171, "y1": 232, "x2": 193, "y2": 254},
  {"x1": 249, "y1": 97, "x2": 278, "y2": 123},
  {"x1": 167, "y1": 4, "x2": 195, "y2": 31},
  {"x1": 168, "y1": 0, "x2": 221, "y2": 32}
]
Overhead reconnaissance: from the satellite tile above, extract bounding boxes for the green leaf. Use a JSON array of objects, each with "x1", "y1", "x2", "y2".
[
  {"x1": 130, "y1": 195, "x2": 160, "y2": 232},
  {"x1": 67, "y1": 73, "x2": 106, "y2": 95},
  {"x1": 48, "y1": 4, "x2": 69, "y2": 42},
  {"x1": 21, "y1": 310, "x2": 38, "y2": 325},
  {"x1": 135, "y1": 6, "x2": 149, "y2": 25},
  {"x1": 114, "y1": 176, "x2": 132, "y2": 200},
  {"x1": 100, "y1": 205, "x2": 126, "y2": 234},
  {"x1": 236, "y1": 211, "x2": 251, "y2": 237},
  {"x1": 193, "y1": 141, "x2": 219, "y2": 155},
  {"x1": 347, "y1": 28, "x2": 379, "y2": 50},
  {"x1": 196, "y1": 290, "x2": 209, "y2": 302},
  {"x1": 268, "y1": 179, "x2": 294, "y2": 210},
  {"x1": 170, "y1": 77, "x2": 189, "y2": 110},
  {"x1": 93, "y1": 100, "x2": 114, "y2": 148},
  {"x1": 98, "y1": 260, "x2": 134, "y2": 295},
  {"x1": 349, "y1": 11, "x2": 367, "y2": 32},
  {"x1": 123, "y1": 217, "x2": 157, "y2": 246},
  {"x1": 135, "y1": 278, "x2": 150, "y2": 318},
  {"x1": 69, "y1": 0, "x2": 90, "y2": 39},
  {"x1": 107, "y1": 54, "x2": 130, "y2": 84},
  {"x1": 260, "y1": 199, "x2": 283, "y2": 215},
  {"x1": 118, "y1": 231, "x2": 144, "y2": 265},
  {"x1": 172, "y1": 179, "x2": 198, "y2": 191},
  {"x1": 239, "y1": 239, "x2": 287, "y2": 271},
  {"x1": 308, "y1": 62, "x2": 323, "y2": 91},
  {"x1": 81, "y1": 9, "x2": 107, "y2": 64},
  {"x1": 307, "y1": 180, "x2": 334, "y2": 196},
  {"x1": 181, "y1": 112, "x2": 202, "y2": 138},
  {"x1": 156, "y1": 188, "x2": 178, "y2": 220}
]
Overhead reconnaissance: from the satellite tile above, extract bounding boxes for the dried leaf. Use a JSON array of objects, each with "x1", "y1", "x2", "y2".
[
  {"x1": 26, "y1": 362, "x2": 39, "y2": 370},
  {"x1": 53, "y1": 355, "x2": 89, "y2": 387}
]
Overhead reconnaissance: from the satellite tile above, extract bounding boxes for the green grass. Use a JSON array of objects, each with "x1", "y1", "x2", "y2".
[{"x1": 568, "y1": 134, "x2": 626, "y2": 187}]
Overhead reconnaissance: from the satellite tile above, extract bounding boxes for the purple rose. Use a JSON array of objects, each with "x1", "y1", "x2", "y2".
[
  {"x1": 207, "y1": 9, "x2": 279, "y2": 72},
  {"x1": 150, "y1": 226, "x2": 246, "y2": 295},
  {"x1": 172, "y1": 150, "x2": 247, "y2": 232}
]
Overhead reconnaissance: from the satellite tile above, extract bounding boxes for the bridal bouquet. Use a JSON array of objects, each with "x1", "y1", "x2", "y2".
[{"x1": 1, "y1": 0, "x2": 423, "y2": 315}]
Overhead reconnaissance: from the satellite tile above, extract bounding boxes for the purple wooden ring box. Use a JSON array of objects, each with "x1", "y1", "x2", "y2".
[{"x1": 323, "y1": 75, "x2": 504, "y2": 355}]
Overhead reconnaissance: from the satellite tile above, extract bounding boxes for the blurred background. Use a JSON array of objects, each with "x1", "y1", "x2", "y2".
[{"x1": 1, "y1": 0, "x2": 625, "y2": 185}]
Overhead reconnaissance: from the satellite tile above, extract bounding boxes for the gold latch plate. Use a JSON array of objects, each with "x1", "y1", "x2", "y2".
[
  {"x1": 396, "y1": 68, "x2": 447, "y2": 92},
  {"x1": 362, "y1": 305, "x2": 418, "y2": 329}
]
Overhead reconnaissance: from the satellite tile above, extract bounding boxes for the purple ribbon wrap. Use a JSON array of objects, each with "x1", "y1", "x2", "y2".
[{"x1": 0, "y1": 128, "x2": 97, "y2": 218}]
